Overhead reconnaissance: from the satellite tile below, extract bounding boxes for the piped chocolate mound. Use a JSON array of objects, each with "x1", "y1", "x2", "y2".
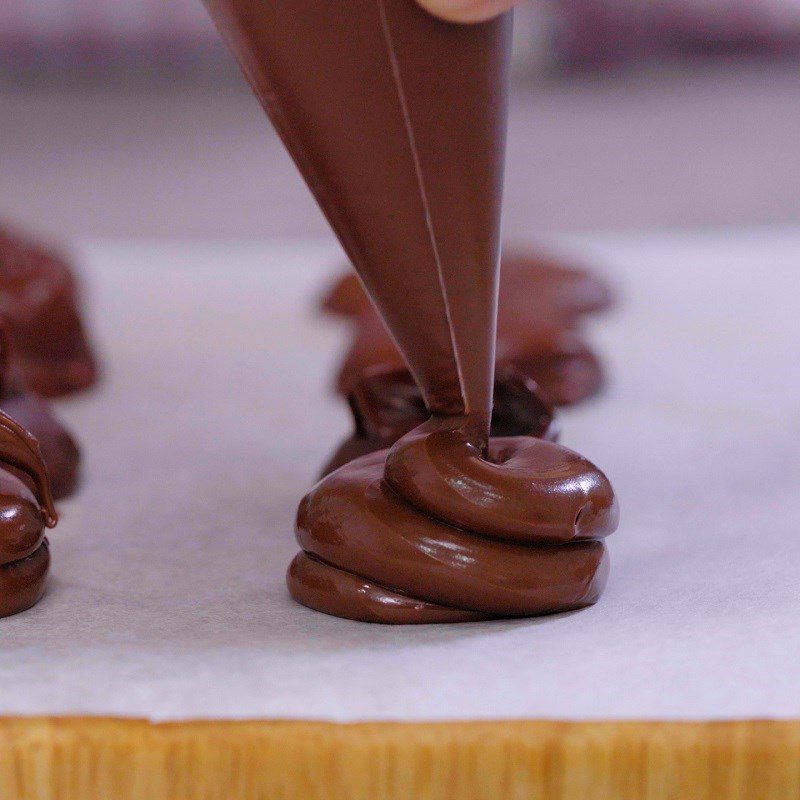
[
  {"x1": 290, "y1": 418, "x2": 617, "y2": 624},
  {"x1": 0, "y1": 410, "x2": 58, "y2": 617},
  {"x1": 0, "y1": 226, "x2": 99, "y2": 397},
  {"x1": 326, "y1": 252, "x2": 614, "y2": 407},
  {"x1": 301, "y1": 368, "x2": 617, "y2": 624},
  {"x1": 321, "y1": 364, "x2": 558, "y2": 476}
]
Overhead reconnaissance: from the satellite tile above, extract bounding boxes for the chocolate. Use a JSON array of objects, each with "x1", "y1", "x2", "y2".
[
  {"x1": 321, "y1": 251, "x2": 614, "y2": 321},
  {"x1": 291, "y1": 423, "x2": 616, "y2": 623},
  {"x1": 321, "y1": 364, "x2": 559, "y2": 476},
  {"x1": 328, "y1": 252, "x2": 613, "y2": 406},
  {"x1": 0, "y1": 226, "x2": 99, "y2": 397},
  {"x1": 0, "y1": 326, "x2": 81, "y2": 500},
  {"x1": 1, "y1": 387, "x2": 80, "y2": 500},
  {"x1": 203, "y1": 0, "x2": 618, "y2": 623},
  {"x1": 0, "y1": 410, "x2": 57, "y2": 617},
  {"x1": 334, "y1": 306, "x2": 606, "y2": 408},
  {"x1": 0, "y1": 540, "x2": 50, "y2": 619}
]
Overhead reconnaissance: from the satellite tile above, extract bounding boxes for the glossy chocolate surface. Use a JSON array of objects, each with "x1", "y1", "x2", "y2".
[
  {"x1": 321, "y1": 364, "x2": 559, "y2": 476},
  {"x1": 0, "y1": 410, "x2": 57, "y2": 617},
  {"x1": 1, "y1": 387, "x2": 80, "y2": 500},
  {"x1": 0, "y1": 326, "x2": 81, "y2": 500},
  {"x1": 292, "y1": 430, "x2": 615, "y2": 623},
  {"x1": 204, "y1": 0, "x2": 618, "y2": 622},
  {"x1": 0, "y1": 540, "x2": 50, "y2": 619},
  {"x1": 0, "y1": 226, "x2": 99, "y2": 397}
]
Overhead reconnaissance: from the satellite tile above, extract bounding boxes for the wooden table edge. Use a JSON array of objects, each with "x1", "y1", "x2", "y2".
[{"x1": 1, "y1": 717, "x2": 798, "y2": 798}]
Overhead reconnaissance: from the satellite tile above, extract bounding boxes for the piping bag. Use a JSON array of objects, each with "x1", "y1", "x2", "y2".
[{"x1": 202, "y1": 0, "x2": 512, "y2": 443}]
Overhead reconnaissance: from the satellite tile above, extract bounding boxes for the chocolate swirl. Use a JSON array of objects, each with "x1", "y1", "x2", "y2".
[
  {"x1": 0, "y1": 409, "x2": 57, "y2": 617},
  {"x1": 296, "y1": 367, "x2": 618, "y2": 623},
  {"x1": 289, "y1": 417, "x2": 617, "y2": 623}
]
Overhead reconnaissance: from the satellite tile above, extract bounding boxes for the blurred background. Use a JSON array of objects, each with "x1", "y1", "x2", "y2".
[{"x1": 1, "y1": 0, "x2": 799, "y2": 241}]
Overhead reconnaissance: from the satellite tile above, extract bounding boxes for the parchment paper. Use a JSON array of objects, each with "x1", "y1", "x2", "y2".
[{"x1": 1, "y1": 231, "x2": 798, "y2": 722}]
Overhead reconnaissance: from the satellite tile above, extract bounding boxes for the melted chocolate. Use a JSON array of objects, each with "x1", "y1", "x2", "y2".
[
  {"x1": 1, "y1": 387, "x2": 80, "y2": 500},
  {"x1": 321, "y1": 364, "x2": 559, "y2": 476},
  {"x1": 0, "y1": 226, "x2": 99, "y2": 397},
  {"x1": 0, "y1": 325, "x2": 81, "y2": 500},
  {"x1": 0, "y1": 540, "x2": 50, "y2": 619},
  {"x1": 0, "y1": 410, "x2": 57, "y2": 617},
  {"x1": 291, "y1": 429, "x2": 615, "y2": 623},
  {"x1": 204, "y1": 0, "x2": 618, "y2": 622}
]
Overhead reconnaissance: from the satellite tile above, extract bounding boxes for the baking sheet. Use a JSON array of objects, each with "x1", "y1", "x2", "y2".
[{"x1": 2, "y1": 231, "x2": 798, "y2": 722}]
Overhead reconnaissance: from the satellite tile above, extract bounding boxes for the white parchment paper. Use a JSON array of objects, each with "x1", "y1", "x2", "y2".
[{"x1": 1, "y1": 231, "x2": 798, "y2": 722}]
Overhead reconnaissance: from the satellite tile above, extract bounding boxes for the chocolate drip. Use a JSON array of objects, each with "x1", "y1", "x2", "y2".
[
  {"x1": 0, "y1": 409, "x2": 56, "y2": 617},
  {"x1": 0, "y1": 229, "x2": 82, "y2": 614},
  {"x1": 203, "y1": 0, "x2": 618, "y2": 622},
  {"x1": 0, "y1": 387, "x2": 80, "y2": 500},
  {"x1": 0, "y1": 411, "x2": 57, "y2": 529}
]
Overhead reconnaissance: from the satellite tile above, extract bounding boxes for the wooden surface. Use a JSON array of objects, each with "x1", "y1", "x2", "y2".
[{"x1": 1, "y1": 718, "x2": 799, "y2": 799}]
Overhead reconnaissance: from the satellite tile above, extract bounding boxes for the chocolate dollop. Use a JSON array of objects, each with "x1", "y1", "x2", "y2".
[
  {"x1": 321, "y1": 252, "x2": 614, "y2": 322},
  {"x1": 290, "y1": 418, "x2": 616, "y2": 623},
  {"x1": 0, "y1": 226, "x2": 99, "y2": 397}
]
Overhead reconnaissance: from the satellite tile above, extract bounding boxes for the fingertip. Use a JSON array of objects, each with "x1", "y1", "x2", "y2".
[{"x1": 415, "y1": 0, "x2": 516, "y2": 23}]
